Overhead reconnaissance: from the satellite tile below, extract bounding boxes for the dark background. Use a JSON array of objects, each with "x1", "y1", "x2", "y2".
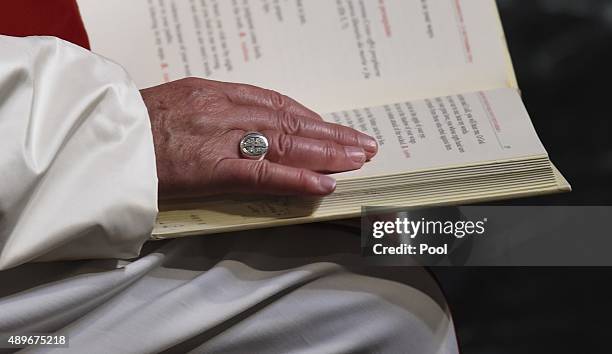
[{"x1": 432, "y1": 1, "x2": 612, "y2": 353}]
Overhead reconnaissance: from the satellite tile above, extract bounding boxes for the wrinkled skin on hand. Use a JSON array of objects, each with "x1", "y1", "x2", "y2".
[{"x1": 141, "y1": 78, "x2": 378, "y2": 199}]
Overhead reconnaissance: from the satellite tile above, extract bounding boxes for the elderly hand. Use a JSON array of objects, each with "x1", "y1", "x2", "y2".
[{"x1": 142, "y1": 78, "x2": 378, "y2": 199}]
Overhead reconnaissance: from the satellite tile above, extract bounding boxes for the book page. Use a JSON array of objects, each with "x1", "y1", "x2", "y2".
[
  {"x1": 326, "y1": 88, "x2": 548, "y2": 180},
  {"x1": 77, "y1": 0, "x2": 516, "y2": 113}
]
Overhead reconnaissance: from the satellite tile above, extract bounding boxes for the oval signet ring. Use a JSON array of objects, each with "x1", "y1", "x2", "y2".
[{"x1": 239, "y1": 132, "x2": 269, "y2": 160}]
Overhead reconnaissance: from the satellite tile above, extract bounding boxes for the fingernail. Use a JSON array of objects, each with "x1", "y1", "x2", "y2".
[
  {"x1": 345, "y1": 146, "x2": 366, "y2": 164},
  {"x1": 319, "y1": 175, "x2": 337, "y2": 193},
  {"x1": 361, "y1": 136, "x2": 378, "y2": 152}
]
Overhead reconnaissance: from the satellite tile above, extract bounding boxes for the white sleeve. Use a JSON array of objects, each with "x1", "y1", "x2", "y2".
[{"x1": 0, "y1": 35, "x2": 158, "y2": 270}]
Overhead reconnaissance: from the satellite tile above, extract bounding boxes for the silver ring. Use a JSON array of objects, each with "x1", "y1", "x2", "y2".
[{"x1": 239, "y1": 132, "x2": 269, "y2": 160}]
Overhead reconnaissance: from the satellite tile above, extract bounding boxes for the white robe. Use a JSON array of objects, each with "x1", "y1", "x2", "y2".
[
  {"x1": 0, "y1": 35, "x2": 158, "y2": 270},
  {"x1": 0, "y1": 35, "x2": 457, "y2": 353}
]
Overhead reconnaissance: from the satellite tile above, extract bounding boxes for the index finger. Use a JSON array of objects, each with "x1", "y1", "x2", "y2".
[{"x1": 221, "y1": 82, "x2": 324, "y2": 121}]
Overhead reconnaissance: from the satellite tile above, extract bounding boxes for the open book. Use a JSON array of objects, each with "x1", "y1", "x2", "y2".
[{"x1": 77, "y1": 0, "x2": 570, "y2": 238}]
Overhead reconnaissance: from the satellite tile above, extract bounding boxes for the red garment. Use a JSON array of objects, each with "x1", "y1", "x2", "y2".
[{"x1": 0, "y1": 0, "x2": 90, "y2": 49}]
